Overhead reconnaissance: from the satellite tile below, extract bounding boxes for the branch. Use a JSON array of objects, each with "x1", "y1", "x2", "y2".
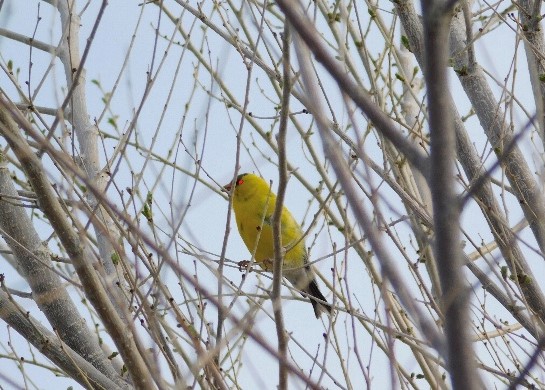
[
  {"x1": 291, "y1": 20, "x2": 446, "y2": 359},
  {"x1": 396, "y1": 0, "x2": 545, "y2": 338},
  {"x1": 274, "y1": 0, "x2": 430, "y2": 178},
  {"x1": 0, "y1": 151, "x2": 125, "y2": 386},
  {"x1": 0, "y1": 287, "x2": 128, "y2": 390},
  {"x1": 420, "y1": 0, "x2": 480, "y2": 387},
  {"x1": 271, "y1": 22, "x2": 291, "y2": 390},
  {"x1": 0, "y1": 98, "x2": 154, "y2": 390}
]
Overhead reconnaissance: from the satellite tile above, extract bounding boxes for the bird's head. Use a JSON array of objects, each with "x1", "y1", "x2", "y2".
[{"x1": 223, "y1": 173, "x2": 269, "y2": 199}]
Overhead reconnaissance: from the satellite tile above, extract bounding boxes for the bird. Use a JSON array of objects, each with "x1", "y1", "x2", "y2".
[{"x1": 224, "y1": 172, "x2": 332, "y2": 318}]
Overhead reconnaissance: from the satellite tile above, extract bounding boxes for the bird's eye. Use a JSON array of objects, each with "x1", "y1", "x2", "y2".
[{"x1": 237, "y1": 179, "x2": 244, "y2": 186}]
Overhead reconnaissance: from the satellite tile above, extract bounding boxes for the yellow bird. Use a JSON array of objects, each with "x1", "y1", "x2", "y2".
[{"x1": 224, "y1": 173, "x2": 331, "y2": 318}]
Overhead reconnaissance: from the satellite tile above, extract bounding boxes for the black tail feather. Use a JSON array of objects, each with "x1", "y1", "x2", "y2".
[{"x1": 306, "y1": 279, "x2": 332, "y2": 318}]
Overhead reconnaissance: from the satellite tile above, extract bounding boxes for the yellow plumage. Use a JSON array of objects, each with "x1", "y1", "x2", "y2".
[{"x1": 225, "y1": 173, "x2": 331, "y2": 317}]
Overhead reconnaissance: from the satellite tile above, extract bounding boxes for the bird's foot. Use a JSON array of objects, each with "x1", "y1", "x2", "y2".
[{"x1": 262, "y1": 258, "x2": 273, "y2": 271}]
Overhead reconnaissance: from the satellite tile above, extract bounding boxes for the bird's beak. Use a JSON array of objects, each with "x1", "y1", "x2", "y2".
[{"x1": 222, "y1": 183, "x2": 232, "y2": 192}]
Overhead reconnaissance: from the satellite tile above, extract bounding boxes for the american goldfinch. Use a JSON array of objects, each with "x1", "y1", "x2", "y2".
[{"x1": 224, "y1": 173, "x2": 331, "y2": 318}]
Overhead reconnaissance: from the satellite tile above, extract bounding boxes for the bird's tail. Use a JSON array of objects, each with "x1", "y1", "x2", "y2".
[{"x1": 305, "y1": 279, "x2": 332, "y2": 318}]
